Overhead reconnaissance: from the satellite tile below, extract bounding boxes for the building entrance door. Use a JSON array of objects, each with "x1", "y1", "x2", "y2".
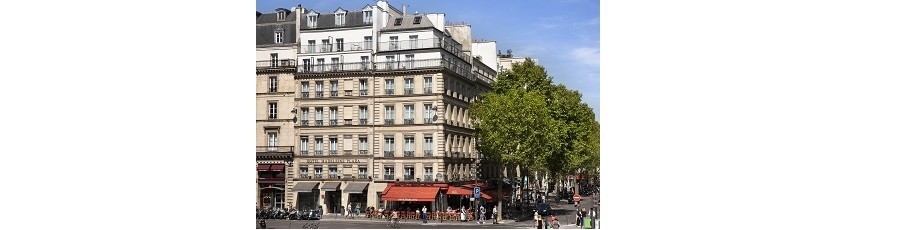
[{"x1": 326, "y1": 191, "x2": 342, "y2": 214}]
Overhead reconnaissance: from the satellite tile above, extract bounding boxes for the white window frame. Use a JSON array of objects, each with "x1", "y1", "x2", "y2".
[
  {"x1": 364, "y1": 36, "x2": 373, "y2": 50},
  {"x1": 277, "y1": 11, "x2": 286, "y2": 21},
  {"x1": 409, "y1": 35, "x2": 418, "y2": 49},
  {"x1": 425, "y1": 137, "x2": 433, "y2": 151},
  {"x1": 359, "y1": 137, "x2": 368, "y2": 150},
  {"x1": 267, "y1": 132, "x2": 278, "y2": 147},
  {"x1": 307, "y1": 15, "x2": 318, "y2": 27},
  {"x1": 268, "y1": 102, "x2": 277, "y2": 119},
  {"x1": 404, "y1": 105, "x2": 413, "y2": 120},
  {"x1": 385, "y1": 79, "x2": 394, "y2": 90},
  {"x1": 359, "y1": 106, "x2": 368, "y2": 119},
  {"x1": 274, "y1": 30, "x2": 284, "y2": 44},
  {"x1": 335, "y1": 13, "x2": 346, "y2": 26},
  {"x1": 384, "y1": 137, "x2": 394, "y2": 151},
  {"x1": 269, "y1": 76, "x2": 278, "y2": 92},
  {"x1": 404, "y1": 137, "x2": 414, "y2": 151},
  {"x1": 336, "y1": 38, "x2": 344, "y2": 51},
  {"x1": 315, "y1": 108, "x2": 323, "y2": 120},
  {"x1": 385, "y1": 106, "x2": 394, "y2": 120},
  {"x1": 363, "y1": 11, "x2": 372, "y2": 23},
  {"x1": 315, "y1": 138, "x2": 323, "y2": 151}
]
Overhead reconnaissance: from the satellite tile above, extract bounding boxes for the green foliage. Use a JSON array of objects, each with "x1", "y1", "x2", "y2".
[{"x1": 472, "y1": 59, "x2": 599, "y2": 179}]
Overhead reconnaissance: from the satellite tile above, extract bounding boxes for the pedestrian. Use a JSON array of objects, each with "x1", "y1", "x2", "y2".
[
  {"x1": 551, "y1": 215, "x2": 561, "y2": 229},
  {"x1": 576, "y1": 208, "x2": 583, "y2": 227},
  {"x1": 421, "y1": 206, "x2": 428, "y2": 223},
  {"x1": 479, "y1": 205, "x2": 486, "y2": 224},
  {"x1": 533, "y1": 211, "x2": 542, "y2": 229},
  {"x1": 492, "y1": 205, "x2": 499, "y2": 224}
]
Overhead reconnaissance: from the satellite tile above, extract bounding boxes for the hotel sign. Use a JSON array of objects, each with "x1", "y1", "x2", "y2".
[{"x1": 303, "y1": 159, "x2": 366, "y2": 163}]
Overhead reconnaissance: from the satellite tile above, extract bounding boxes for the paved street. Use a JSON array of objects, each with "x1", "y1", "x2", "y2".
[{"x1": 257, "y1": 194, "x2": 598, "y2": 229}]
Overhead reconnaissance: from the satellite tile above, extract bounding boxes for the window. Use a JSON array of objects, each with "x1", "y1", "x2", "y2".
[
  {"x1": 268, "y1": 102, "x2": 277, "y2": 119},
  {"x1": 409, "y1": 35, "x2": 418, "y2": 49},
  {"x1": 307, "y1": 40, "x2": 316, "y2": 53},
  {"x1": 336, "y1": 38, "x2": 344, "y2": 51},
  {"x1": 329, "y1": 138, "x2": 338, "y2": 155},
  {"x1": 274, "y1": 30, "x2": 284, "y2": 44},
  {"x1": 268, "y1": 76, "x2": 277, "y2": 92},
  {"x1": 315, "y1": 138, "x2": 323, "y2": 155},
  {"x1": 330, "y1": 58, "x2": 340, "y2": 72},
  {"x1": 359, "y1": 79, "x2": 368, "y2": 96},
  {"x1": 404, "y1": 78, "x2": 414, "y2": 95},
  {"x1": 358, "y1": 167, "x2": 368, "y2": 179},
  {"x1": 413, "y1": 16, "x2": 422, "y2": 24},
  {"x1": 404, "y1": 166, "x2": 415, "y2": 180},
  {"x1": 329, "y1": 166, "x2": 338, "y2": 178},
  {"x1": 385, "y1": 79, "x2": 394, "y2": 94},
  {"x1": 359, "y1": 106, "x2": 368, "y2": 123},
  {"x1": 316, "y1": 59, "x2": 325, "y2": 72},
  {"x1": 329, "y1": 107, "x2": 338, "y2": 125},
  {"x1": 384, "y1": 166, "x2": 394, "y2": 180},
  {"x1": 363, "y1": 11, "x2": 372, "y2": 23},
  {"x1": 360, "y1": 55, "x2": 369, "y2": 65},
  {"x1": 424, "y1": 137, "x2": 433, "y2": 156},
  {"x1": 404, "y1": 136, "x2": 414, "y2": 156},
  {"x1": 384, "y1": 106, "x2": 394, "y2": 124},
  {"x1": 277, "y1": 11, "x2": 286, "y2": 21},
  {"x1": 404, "y1": 54, "x2": 414, "y2": 68},
  {"x1": 404, "y1": 105, "x2": 414, "y2": 124},
  {"x1": 307, "y1": 15, "x2": 317, "y2": 27},
  {"x1": 330, "y1": 81, "x2": 338, "y2": 94},
  {"x1": 267, "y1": 132, "x2": 277, "y2": 148},
  {"x1": 321, "y1": 39, "x2": 331, "y2": 52},
  {"x1": 315, "y1": 81, "x2": 324, "y2": 97},
  {"x1": 389, "y1": 36, "x2": 399, "y2": 50},
  {"x1": 384, "y1": 136, "x2": 395, "y2": 157},
  {"x1": 364, "y1": 36, "x2": 373, "y2": 50},
  {"x1": 424, "y1": 104, "x2": 433, "y2": 123},
  {"x1": 385, "y1": 56, "x2": 396, "y2": 69},
  {"x1": 314, "y1": 166, "x2": 323, "y2": 179},
  {"x1": 270, "y1": 53, "x2": 278, "y2": 67},
  {"x1": 302, "y1": 59, "x2": 311, "y2": 72},
  {"x1": 359, "y1": 137, "x2": 368, "y2": 154},
  {"x1": 425, "y1": 167, "x2": 433, "y2": 181},
  {"x1": 301, "y1": 108, "x2": 309, "y2": 124},
  {"x1": 315, "y1": 108, "x2": 323, "y2": 126},
  {"x1": 300, "y1": 167, "x2": 309, "y2": 178},
  {"x1": 424, "y1": 77, "x2": 432, "y2": 94},
  {"x1": 394, "y1": 18, "x2": 403, "y2": 26},
  {"x1": 335, "y1": 13, "x2": 346, "y2": 26},
  {"x1": 300, "y1": 137, "x2": 309, "y2": 154}
]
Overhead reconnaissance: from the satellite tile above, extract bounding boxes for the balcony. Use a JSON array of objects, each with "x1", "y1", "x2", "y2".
[
  {"x1": 329, "y1": 150, "x2": 337, "y2": 155},
  {"x1": 314, "y1": 174, "x2": 323, "y2": 179},
  {"x1": 359, "y1": 119, "x2": 368, "y2": 125},
  {"x1": 404, "y1": 175, "x2": 414, "y2": 181},
  {"x1": 299, "y1": 150, "x2": 309, "y2": 155},
  {"x1": 328, "y1": 91, "x2": 337, "y2": 97},
  {"x1": 315, "y1": 91, "x2": 324, "y2": 98},
  {"x1": 383, "y1": 151, "x2": 394, "y2": 157},
  {"x1": 377, "y1": 38, "x2": 467, "y2": 59},
  {"x1": 299, "y1": 62, "x2": 372, "y2": 74},
  {"x1": 359, "y1": 150, "x2": 368, "y2": 155},
  {"x1": 404, "y1": 88, "x2": 414, "y2": 95},
  {"x1": 374, "y1": 58, "x2": 473, "y2": 81},
  {"x1": 256, "y1": 59, "x2": 297, "y2": 72},
  {"x1": 359, "y1": 174, "x2": 368, "y2": 179},
  {"x1": 384, "y1": 89, "x2": 394, "y2": 95},
  {"x1": 424, "y1": 118, "x2": 433, "y2": 124},
  {"x1": 300, "y1": 42, "x2": 371, "y2": 54},
  {"x1": 424, "y1": 87, "x2": 432, "y2": 94},
  {"x1": 344, "y1": 90, "x2": 352, "y2": 96},
  {"x1": 328, "y1": 174, "x2": 339, "y2": 179},
  {"x1": 384, "y1": 119, "x2": 394, "y2": 125},
  {"x1": 404, "y1": 119, "x2": 413, "y2": 124},
  {"x1": 300, "y1": 173, "x2": 309, "y2": 179},
  {"x1": 384, "y1": 175, "x2": 394, "y2": 180},
  {"x1": 424, "y1": 150, "x2": 433, "y2": 157},
  {"x1": 329, "y1": 119, "x2": 338, "y2": 125},
  {"x1": 300, "y1": 120, "x2": 309, "y2": 126},
  {"x1": 404, "y1": 151, "x2": 414, "y2": 157},
  {"x1": 360, "y1": 90, "x2": 369, "y2": 96},
  {"x1": 257, "y1": 146, "x2": 293, "y2": 153},
  {"x1": 301, "y1": 92, "x2": 310, "y2": 98},
  {"x1": 315, "y1": 150, "x2": 323, "y2": 155},
  {"x1": 425, "y1": 175, "x2": 433, "y2": 181},
  {"x1": 315, "y1": 120, "x2": 323, "y2": 126}
]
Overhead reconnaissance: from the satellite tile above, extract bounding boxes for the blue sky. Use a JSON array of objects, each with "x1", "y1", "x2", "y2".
[{"x1": 257, "y1": 0, "x2": 600, "y2": 119}]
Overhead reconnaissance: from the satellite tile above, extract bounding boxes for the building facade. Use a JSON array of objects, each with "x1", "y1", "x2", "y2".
[{"x1": 257, "y1": 1, "x2": 499, "y2": 213}]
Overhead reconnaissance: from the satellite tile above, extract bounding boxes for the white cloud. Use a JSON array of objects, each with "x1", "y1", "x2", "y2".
[{"x1": 570, "y1": 47, "x2": 600, "y2": 67}]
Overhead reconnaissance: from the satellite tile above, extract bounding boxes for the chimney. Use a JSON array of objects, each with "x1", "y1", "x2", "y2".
[{"x1": 403, "y1": 4, "x2": 407, "y2": 15}]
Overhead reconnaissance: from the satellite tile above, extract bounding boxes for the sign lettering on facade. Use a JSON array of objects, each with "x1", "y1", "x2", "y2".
[{"x1": 303, "y1": 159, "x2": 365, "y2": 164}]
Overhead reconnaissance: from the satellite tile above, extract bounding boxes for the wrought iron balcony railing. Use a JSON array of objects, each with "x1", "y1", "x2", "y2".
[
  {"x1": 315, "y1": 150, "x2": 323, "y2": 155},
  {"x1": 359, "y1": 173, "x2": 368, "y2": 179},
  {"x1": 404, "y1": 151, "x2": 414, "y2": 157},
  {"x1": 424, "y1": 118, "x2": 433, "y2": 124},
  {"x1": 374, "y1": 58, "x2": 473, "y2": 81},
  {"x1": 358, "y1": 150, "x2": 368, "y2": 155},
  {"x1": 376, "y1": 38, "x2": 468, "y2": 60},
  {"x1": 315, "y1": 120, "x2": 323, "y2": 126},
  {"x1": 344, "y1": 90, "x2": 352, "y2": 96},
  {"x1": 256, "y1": 146, "x2": 294, "y2": 153},
  {"x1": 329, "y1": 150, "x2": 337, "y2": 155},
  {"x1": 329, "y1": 119, "x2": 338, "y2": 125},
  {"x1": 384, "y1": 175, "x2": 394, "y2": 180},
  {"x1": 383, "y1": 151, "x2": 394, "y2": 157},
  {"x1": 404, "y1": 175, "x2": 414, "y2": 181},
  {"x1": 425, "y1": 175, "x2": 433, "y2": 181},
  {"x1": 424, "y1": 87, "x2": 432, "y2": 94},
  {"x1": 330, "y1": 91, "x2": 338, "y2": 97},
  {"x1": 404, "y1": 119, "x2": 413, "y2": 124},
  {"x1": 257, "y1": 59, "x2": 297, "y2": 70},
  {"x1": 424, "y1": 150, "x2": 433, "y2": 157},
  {"x1": 404, "y1": 88, "x2": 414, "y2": 95},
  {"x1": 301, "y1": 92, "x2": 309, "y2": 98},
  {"x1": 328, "y1": 174, "x2": 339, "y2": 179},
  {"x1": 300, "y1": 150, "x2": 309, "y2": 155},
  {"x1": 314, "y1": 174, "x2": 323, "y2": 179},
  {"x1": 359, "y1": 119, "x2": 368, "y2": 125},
  {"x1": 300, "y1": 173, "x2": 308, "y2": 179},
  {"x1": 360, "y1": 90, "x2": 368, "y2": 96},
  {"x1": 384, "y1": 89, "x2": 394, "y2": 95},
  {"x1": 384, "y1": 119, "x2": 394, "y2": 125},
  {"x1": 300, "y1": 42, "x2": 372, "y2": 54},
  {"x1": 301, "y1": 120, "x2": 309, "y2": 126},
  {"x1": 299, "y1": 62, "x2": 372, "y2": 74}
]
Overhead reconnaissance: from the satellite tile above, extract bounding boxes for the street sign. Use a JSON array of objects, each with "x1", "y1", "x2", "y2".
[
  {"x1": 473, "y1": 187, "x2": 481, "y2": 199},
  {"x1": 573, "y1": 194, "x2": 582, "y2": 202}
]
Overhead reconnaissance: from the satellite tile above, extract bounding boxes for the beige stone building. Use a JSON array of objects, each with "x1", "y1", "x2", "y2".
[{"x1": 257, "y1": 1, "x2": 500, "y2": 213}]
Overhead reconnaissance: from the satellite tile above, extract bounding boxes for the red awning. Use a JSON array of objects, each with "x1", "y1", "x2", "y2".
[
  {"x1": 446, "y1": 186, "x2": 472, "y2": 196},
  {"x1": 480, "y1": 190, "x2": 494, "y2": 201},
  {"x1": 257, "y1": 164, "x2": 272, "y2": 171},
  {"x1": 381, "y1": 186, "x2": 440, "y2": 202},
  {"x1": 269, "y1": 164, "x2": 285, "y2": 171}
]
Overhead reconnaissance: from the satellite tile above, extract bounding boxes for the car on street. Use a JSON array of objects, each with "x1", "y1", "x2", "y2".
[{"x1": 536, "y1": 203, "x2": 552, "y2": 216}]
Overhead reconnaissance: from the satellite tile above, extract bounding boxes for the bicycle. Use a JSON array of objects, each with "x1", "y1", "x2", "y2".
[{"x1": 386, "y1": 218, "x2": 400, "y2": 228}]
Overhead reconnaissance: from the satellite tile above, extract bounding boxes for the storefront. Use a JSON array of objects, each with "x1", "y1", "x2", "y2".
[
  {"x1": 257, "y1": 163, "x2": 286, "y2": 209},
  {"x1": 380, "y1": 182, "x2": 447, "y2": 212},
  {"x1": 291, "y1": 182, "x2": 320, "y2": 210},
  {"x1": 321, "y1": 182, "x2": 342, "y2": 214},
  {"x1": 345, "y1": 182, "x2": 369, "y2": 213}
]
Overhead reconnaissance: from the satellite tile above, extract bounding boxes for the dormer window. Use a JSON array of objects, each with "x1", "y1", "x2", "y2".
[
  {"x1": 394, "y1": 18, "x2": 403, "y2": 26},
  {"x1": 413, "y1": 16, "x2": 422, "y2": 24},
  {"x1": 274, "y1": 29, "x2": 284, "y2": 44},
  {"x1": 335, "y1": 13, "x2": 346, "y2": 26},
  {"x1": 363, "y1": 11, "x2": 372, "y2": 23},
  {"x1": 276, "y1": 11, "x2": 286, "y2": 21},
  {"x1": 307, "y1": 15, "x2": 318, "y2": 28}
]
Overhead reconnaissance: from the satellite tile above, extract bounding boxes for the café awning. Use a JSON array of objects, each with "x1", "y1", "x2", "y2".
[
  {"x1": 321, "y1": 182, "x2": 342, "y2": 192},
  {"x1": 290, "y1": 182, "x2": 319, "y2": 193},
  {"x1": 446, "y1": 186, "x2": 472, "y2": 196},
  {"x1": 381, "y1": 186, "x2": 440, "y2": 202},
  {"x1": 344, "y1": 182, "x2": 369, "y2": 194}
]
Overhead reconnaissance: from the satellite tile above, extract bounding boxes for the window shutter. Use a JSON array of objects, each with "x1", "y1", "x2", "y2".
[{"x1": 344, "y1": 106, "x2": 353, "y2": 119}]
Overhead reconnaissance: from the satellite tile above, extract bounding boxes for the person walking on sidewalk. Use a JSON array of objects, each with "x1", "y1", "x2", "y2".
[
  {"x1": 421, "y1": 206, "x2": 428, "y2": 223},
  {"x1": 478, "y1": 205, "x2": 486, "y2": 224},
  {"x1": 492, "y1": 205, "x2": 498, "y2": 224}
]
